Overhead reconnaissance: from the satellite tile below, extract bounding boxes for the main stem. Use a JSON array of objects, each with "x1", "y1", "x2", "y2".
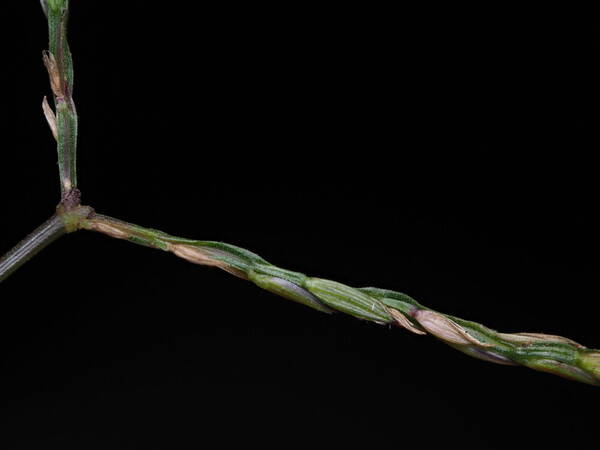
[{"x1": 0, "y1": 216, "x2": 65, "y2": 283}]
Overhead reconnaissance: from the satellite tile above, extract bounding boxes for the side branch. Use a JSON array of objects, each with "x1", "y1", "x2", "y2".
[
  {"x1": 42, "y1": 0, "x2": 78, "y2": 199},
  {"x1": 81, "y1": 213, "x2": 600, "y2": 386}
]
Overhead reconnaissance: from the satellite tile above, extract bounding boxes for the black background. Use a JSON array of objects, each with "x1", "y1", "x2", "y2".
[{"x1": 1, "y1": 2, "x2": 599, "y2": 448}]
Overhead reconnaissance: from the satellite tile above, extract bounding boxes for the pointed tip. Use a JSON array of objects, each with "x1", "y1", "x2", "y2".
[
  {"x1": 388, "y1": 308, "x2": 426, "y2": 335},
  {"x1": 40, "y1": 0, "x2": 48, "y2": 17},
  {"x1": 42, "y1": 96, "x2": 58, "y2": 141},
  {"x1": 414, "y1": 310, "x2": 491, "y2": 347}
]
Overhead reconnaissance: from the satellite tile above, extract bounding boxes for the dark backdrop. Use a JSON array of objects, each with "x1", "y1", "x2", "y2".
[{"x1": 1, "y1": 2, "x2": 599, "y2": 448}]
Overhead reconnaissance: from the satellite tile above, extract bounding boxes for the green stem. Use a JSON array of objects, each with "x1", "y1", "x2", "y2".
[
  {"x1": 0, "y1": 215, "x2": 66, "y2": 283},
  {"x1": 44, "y1": 0, "x2": 78, "y2": 198}
]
